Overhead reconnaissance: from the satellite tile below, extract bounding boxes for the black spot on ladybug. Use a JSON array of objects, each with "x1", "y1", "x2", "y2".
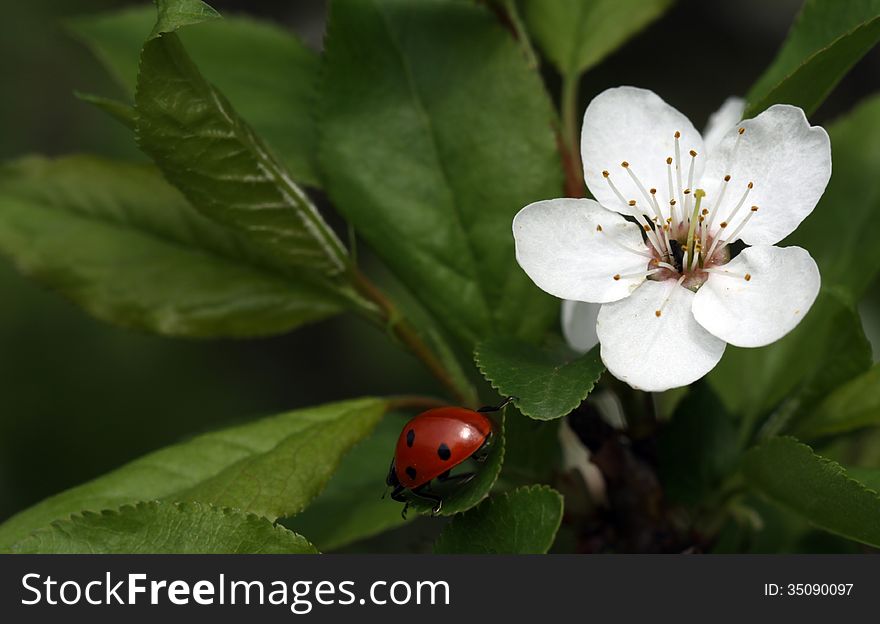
[
  {"x1": 406, "y1": 429, "x2": 415, "y2": 447},
  {"x1": 405, "y1": 466, "x2": 417, "y2": 480},
  {"x1": 437, "y1": 443, "x2": 452, "y2": 461}
]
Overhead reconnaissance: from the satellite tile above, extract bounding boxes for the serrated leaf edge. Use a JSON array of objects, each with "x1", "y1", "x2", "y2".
[{"x1": 7, "y1": 500, "x2": 319, "y2": 554}]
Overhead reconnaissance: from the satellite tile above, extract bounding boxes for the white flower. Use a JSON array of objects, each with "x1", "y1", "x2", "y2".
[
  {"x1": 513, "y1": 87, "x2": 829, "y2": 391},
  {"x1": 559, "y1": 96, "x2": 746, "y2": 356}
]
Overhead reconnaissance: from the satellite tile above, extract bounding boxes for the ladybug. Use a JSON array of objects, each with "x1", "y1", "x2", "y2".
[{"x1": 385, "y1": 397, "x2": 514, "y2": 518}]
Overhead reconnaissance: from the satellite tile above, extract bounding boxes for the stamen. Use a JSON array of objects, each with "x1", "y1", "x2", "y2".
[
  {"x1": 666, "y1": 157, "x2": 679, "y2": 226},
  {"x1": 707, "y1": 206, "x2": 759, "y2": 260},
  {"x1": 599, "y1": 228, "x2": 654, "y2": 259},
  {"x1": 674, "y1": 132, "x2": 684, "y2": 209},
  {"x1": 683, "y1": 149, "x2": 698, "y2": 217},
  {"x1": 603, "y1": 171, "x2": 631, "y2": 210},
  {"x1": 718, "y1": 181, "x2": 753, "y2": 235},
  {"x1": 705, "y1": 267, "x2": 753, "y2": 281},
  {"x1": 722, "y1": 205, "x2": 759, "y2": 246},
  {"x1": 614, "y1": 268, "x2": 662, "y2": 281},
  {"x1": 655, "y1": 275, "x2": 686, "y2": 317},
  {"x1": 637, "y1": 214, "x2": 668, "y2": 258},
  {"x1": 706, "y1": 174, "x2": 731, "y2": 236},
  {"x1": 624, "y1": 164, "x2": 666, "y2": 227}
]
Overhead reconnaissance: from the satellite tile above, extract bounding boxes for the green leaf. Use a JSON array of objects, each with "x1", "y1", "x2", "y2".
[
  {"x1": 8, "y1": 502, "x2": 317, "y2": 554},
  {"x1": 743, "y1": 436, "x2": 880, "y2": 548},
  {"x1": 433, "y1": 485, "x2": 563, "y2": 553},
  {"x1": 522, "y1": 0, "x2": 673, "y2": 78},
  {"x1": 284, "y1": 415, "x2": 408, "y2": 551},
  {"x1": 788, "y1": 94, "x2": 880, "y2": 301},
  {"x1": 793, "y1": 364, "x2": 880, "y2": 439},
  {"x1": 658, "y1": 383, "x2": 739, "y2": 506},
  {"x1": 501, "y1": 412, "x2": 561, "y2": 486},
  {"x1": 708, "y1": 290, "x2": 871, "y2": 424},
  {"x1": 150, "y1": 0, "x2": 220, "y2": 38},
  {"x1": 745, "y1": 0, "x2": 880, "y2": 117},
  {"x1": 319, "y1": 0, "x2": 562, "y2": 346},
  {"x1": 0, "y1": 397, "x2": 386, "y2": 549},
  {"x1": 846, "y1": 466, "x2": 880, "y2": 492},
  {"x1": 74, "y1": 92, "x2": 136, "y2": 129},
  {"x1": 135, "y1": 1, "x2": 349, "y2": 280},
  {"x1": 68, "y1": 5, "x2": 322, "y2": 185},
  {"x1": 408, "y1": 408, "x2": 507, "y2": 517},
  {"x1": 0, "y1": 156, "x2": 346, "y2": 338},
  {"x1": 476, "y1": 338, "x2": 604, "y2": 420}
]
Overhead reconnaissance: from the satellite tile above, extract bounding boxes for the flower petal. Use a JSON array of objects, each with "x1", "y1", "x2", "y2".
[
  {"x1": 692, "y1": 245, "x2": 820, "y2": 348},
  {"x1": 701, "y1": 105, "x2": 831, "y2": 246},
  {"x1": 596, "y1": 280, "x2": 726, "y2": 392},
  {"x1": 513, "y1": 198, "x2": 650, "y2": 303},
  {"x1": 702, "y1": 97, "x2": 744, "y2": 155},
  {"x1": 561, "y1": 299, "x2": 600, "y2": 353},
  {"x1": 581, "y1": 86, "x2": 705, "y2": 220}
]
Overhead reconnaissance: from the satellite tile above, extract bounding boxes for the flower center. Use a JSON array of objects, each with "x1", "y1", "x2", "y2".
[{"x1": 601, "y1": 127, "x2": 758, "y2": 293}]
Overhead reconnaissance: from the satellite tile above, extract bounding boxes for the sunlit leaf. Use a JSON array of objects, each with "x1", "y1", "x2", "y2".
[
  {"x1": 284, "y1": 415, "x2": 409, "y2": 551},
  {"x1": 0, "y1": 397, "x2": 386, "y2": 549},
  {"x1": 135, "y1": 1, "x2": 350, "y2": 281},
  {"x1": 0, "y1": 156, "x2": 347, "y2": 337},
  {"x1": 68, "y1": 4, "x2": 323, "y2": 185},
  {"x1": 475, "y1": 338, "x2": 603, "y2": 420},
  {"x1": 7, "y1": 502, "x2": 317, "y2": 554}
]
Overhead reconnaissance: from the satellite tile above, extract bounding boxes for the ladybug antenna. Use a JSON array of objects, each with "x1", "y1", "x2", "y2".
[{"x1": 477, "y1": 396, "x2": 518, "y2": 412}]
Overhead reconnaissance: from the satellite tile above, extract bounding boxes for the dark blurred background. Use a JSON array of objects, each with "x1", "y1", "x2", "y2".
[{"x1": 1, "y1": 0, "x2": 878, "y2": 524}]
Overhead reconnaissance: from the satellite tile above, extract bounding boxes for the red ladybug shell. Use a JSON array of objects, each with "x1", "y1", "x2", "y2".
[{"x1": 394, "y1": 407, "x2": 493, "y2": 489}]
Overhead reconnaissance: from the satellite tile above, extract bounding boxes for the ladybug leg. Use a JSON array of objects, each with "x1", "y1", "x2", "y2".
[
  {"x1": 411, "y1": 485, "x2": 444, "y2": 516},
  {"x1": 389, "y1": 485, "x2": 408, "y2": 503},
  {"x1": 471, "y1": 432, "x2": 493, "y2": 463},
  {"x1": 436, "y1": 472, "x2": 476, "y2": 486},
  {"x1": 477, "y1": 396, "x2": 518, "y2": 413}
]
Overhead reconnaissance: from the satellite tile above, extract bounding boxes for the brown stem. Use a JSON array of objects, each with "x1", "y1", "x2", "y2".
[
  {"x1": 560, "y1": 74, "x2": 585, "y2": 198},
  {"x1": 352, "y1": 269, "x2": 473, "y2": 407}
]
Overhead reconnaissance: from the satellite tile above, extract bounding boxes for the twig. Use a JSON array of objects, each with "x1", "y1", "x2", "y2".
[{"x1": 352, "y1": 269, "x2": 473, "y2": 406}]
